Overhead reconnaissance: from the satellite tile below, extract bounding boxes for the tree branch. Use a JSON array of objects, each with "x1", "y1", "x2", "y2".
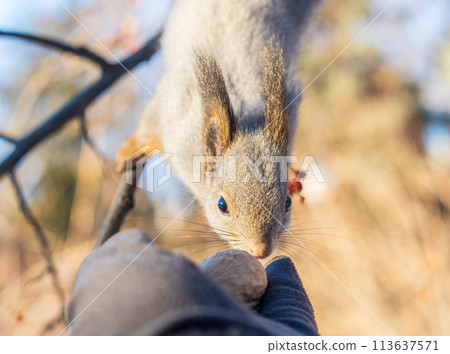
[
  {"x1": 0, "y1": 30, "x2": 112, "y2": 70},
  {"x1": 419, "y1": 108, "x2": 450, "y2": 126},
  {"x1": 0, "y1": 133, "x2": 17, "y2": 144},
  {"x1": 9, "y1": 172, "x2": 65, "y2": 318},
  {"x1": 1, "y1": 28, "x2": 161, "y2": 334},
  {"x1": 79, "y1": 113, "x2": 114, "y2": 165},
  {"x1": 0, "y1": 33, "x2": 161, "y2": 179},
  {"x1": 95, "y1": 168, "x2": 137, "y2": 248},
  {"x1": 41, "y1": 310, "x2": 65, "y2": 335}
]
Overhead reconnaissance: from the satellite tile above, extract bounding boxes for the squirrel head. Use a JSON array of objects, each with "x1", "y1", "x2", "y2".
[{"x1": 194, "y1": 42, "x2": 292, "y2": 258}]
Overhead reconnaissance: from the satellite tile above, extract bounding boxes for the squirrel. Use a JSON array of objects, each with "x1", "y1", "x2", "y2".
[{"x1": 117, "y1": 0, "x2": 321, "y2": 258}]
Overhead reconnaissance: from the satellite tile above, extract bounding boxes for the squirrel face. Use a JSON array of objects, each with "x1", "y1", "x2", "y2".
[
  {"x1": 202, "y1": 133, "x2": 292, "y2": 258},
  {"x1": 195, "y1": 42, "x2": 291, "y2": 258}
]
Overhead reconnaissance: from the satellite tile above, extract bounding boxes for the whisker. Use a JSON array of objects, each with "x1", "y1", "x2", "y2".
[
  {"x1": 276, "y1": 244, "x2": 318, "y2": 269},
  {"x1": 154, "y1": 217, "x2": 233, "y2": 234},
  {"x1": 126, "y1": 216, "x2": 239, "y2": 241},
  {"x1": 276, "y1": 245, "x2": 307, "y2": 265},
  {"x1": 286, "y1": 230, "x2": 353, "y2": 241},
  {"x1": 165, "y1": 237, "x2": 221, "y2": 243},
  {"x1": 169, "y1": 240, "x2": 228, "y2": 249},
  {"x1": 159, "y1": 232, "x2": 220, "y2": 238},
  {"x1": 279, "y1": 239, "x2": 333, "y2": 255},
  {"x1": 281, "y1": 232, "x2": 336, "y2": 248},
  {"x1": 289, "y1": 226, "x2": 351, "y2": 233},
  {"x1": 288, "y1": 220, "x2": 330, "y2": 228},
  {"x1": 279, "y1": 240, "x2": 331, "y2": 268},
  {"x1": 183, "y1": 243, "x2": 231, "y2": 258}
]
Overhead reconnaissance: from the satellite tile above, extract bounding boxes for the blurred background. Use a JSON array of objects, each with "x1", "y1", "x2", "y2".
[{"x1": 0, "y1": 0, "x2": 449, "y2": 335}]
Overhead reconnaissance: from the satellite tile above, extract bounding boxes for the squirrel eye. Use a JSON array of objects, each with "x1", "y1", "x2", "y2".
[
  {"x1": 218, "y1": 196, "x2": 228, "y2": 214},
  {"x1": 285, "y1": 195, "x2": 292, "y2": 211}
]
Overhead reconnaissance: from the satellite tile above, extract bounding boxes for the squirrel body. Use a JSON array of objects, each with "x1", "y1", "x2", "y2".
[{"x1": 119, "y1": 0, "x2": 320, "y2": 258}]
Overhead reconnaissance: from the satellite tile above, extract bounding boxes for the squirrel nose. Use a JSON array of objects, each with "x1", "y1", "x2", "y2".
[{"x1": 248, "y1": 244, "x2": 272, "y2": 259}]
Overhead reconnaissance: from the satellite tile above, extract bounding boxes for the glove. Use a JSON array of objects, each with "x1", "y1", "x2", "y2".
[{"x1": 66, "y1": 229, "x2": 318, "y2": 336}]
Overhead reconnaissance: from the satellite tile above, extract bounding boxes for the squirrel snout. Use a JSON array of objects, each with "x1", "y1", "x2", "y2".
[{"x1": 248, "y1": 243, "x2": 273, "y2": 259}]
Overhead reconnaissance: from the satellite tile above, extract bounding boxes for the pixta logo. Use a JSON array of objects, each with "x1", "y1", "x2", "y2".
[
  {"x1": 192, "y1": 155, "x2": 325, "y2": 183},
  {"x1": 125, "y1": 145, "x2": 172, "y2": 192}
]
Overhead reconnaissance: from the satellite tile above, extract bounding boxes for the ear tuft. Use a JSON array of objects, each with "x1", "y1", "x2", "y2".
[
  {"x1": 261, "y1": 39, "x2": 289, "y2": 154},
  {"x1": 194, "y1": 50, "x2": 236, "y2": 156}
]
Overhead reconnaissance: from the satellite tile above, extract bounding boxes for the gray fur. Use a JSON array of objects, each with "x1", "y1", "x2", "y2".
[{"x1": 135, "y1": 0, "x2": 321, "y2": 257}]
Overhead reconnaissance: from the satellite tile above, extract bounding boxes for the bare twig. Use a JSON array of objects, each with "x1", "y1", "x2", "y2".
[
  {"x1": 420, "y1": 108, "x2": 450, "y2": 126},
  {"x1": 0, "y1": 32, "x2": 161, "y2": 179},
  {"x1": 0, "y1": 28, "x2": 161, "y2": 334},
  {"x1": 0, "y1": 133, "x2": 17, "y2": 144},
  {"x1": 0, "y1": 30, "x2": 112, "y2": 70},
  {"x1": 9, "y1": 173, "x2": 65, "y2": 321},
  {"x1": 79, "y1": 113, "x2": 114, "y2": 164},
  {"x1": 95, "y1": 168, "x2": 137, "y2": 248},
  {"x1": 41, "y1": 309, "x2": 65, "y2": 335}
]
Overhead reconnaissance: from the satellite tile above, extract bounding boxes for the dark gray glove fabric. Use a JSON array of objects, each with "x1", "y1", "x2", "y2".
[{"x1": 66, "y1": 229, "x2": 318, "y2": 336}]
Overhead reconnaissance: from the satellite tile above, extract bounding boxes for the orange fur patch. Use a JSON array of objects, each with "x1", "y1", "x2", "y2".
[{"x1": 116, "y1": 133, "x2": 162, "y2": 173}]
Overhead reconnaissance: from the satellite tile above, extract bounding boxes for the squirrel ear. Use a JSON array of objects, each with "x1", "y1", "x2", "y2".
[
  {"x1": 195, "y1": 50, "x2": 236, "y2": 156},
  {"x1": 261, "y1": 40, "x2": 289, "y2": 154}
]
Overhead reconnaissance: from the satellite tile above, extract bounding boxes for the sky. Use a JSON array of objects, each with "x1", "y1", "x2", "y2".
[
  {"x1": 366, "y1": 0, "x2": 450, "y2": 159},
  {"x1": 367, "y1": 0, "x2": 450, "y2": 112}
]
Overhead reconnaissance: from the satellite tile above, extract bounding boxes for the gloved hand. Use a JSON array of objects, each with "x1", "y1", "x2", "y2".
[{"x1": 66, "y1": 229, "x2": 318, "y2": 336}]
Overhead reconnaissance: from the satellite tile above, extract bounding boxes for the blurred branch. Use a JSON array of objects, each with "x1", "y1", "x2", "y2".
[
  {"x1": 9, "y1": 172, "x2": 65, "y2": 328},
  {"x1": 1, "y1": 31, "x2": 160, "y2": 331},
  {"x1": 0, "y1": 133, "x2": 17, "y2": 144},
  {"x1": 419, "y1": 108, "x2": 450, "y2": 126},
  {"x1": 95, "y1": 169, "x2": 137, "y2": 248},
  {"x1": 0, "y1": 30, "x2": 112, "y2": 70},
  {"x1": 0, "y1": 32, "x2": 161, "y2": 179},
  {"x1": 41, "y1": 310, "x2": 65, "y2": 335},
  {"x1": 79, "y1": 113, "x2": 114, "y2": 164}
]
